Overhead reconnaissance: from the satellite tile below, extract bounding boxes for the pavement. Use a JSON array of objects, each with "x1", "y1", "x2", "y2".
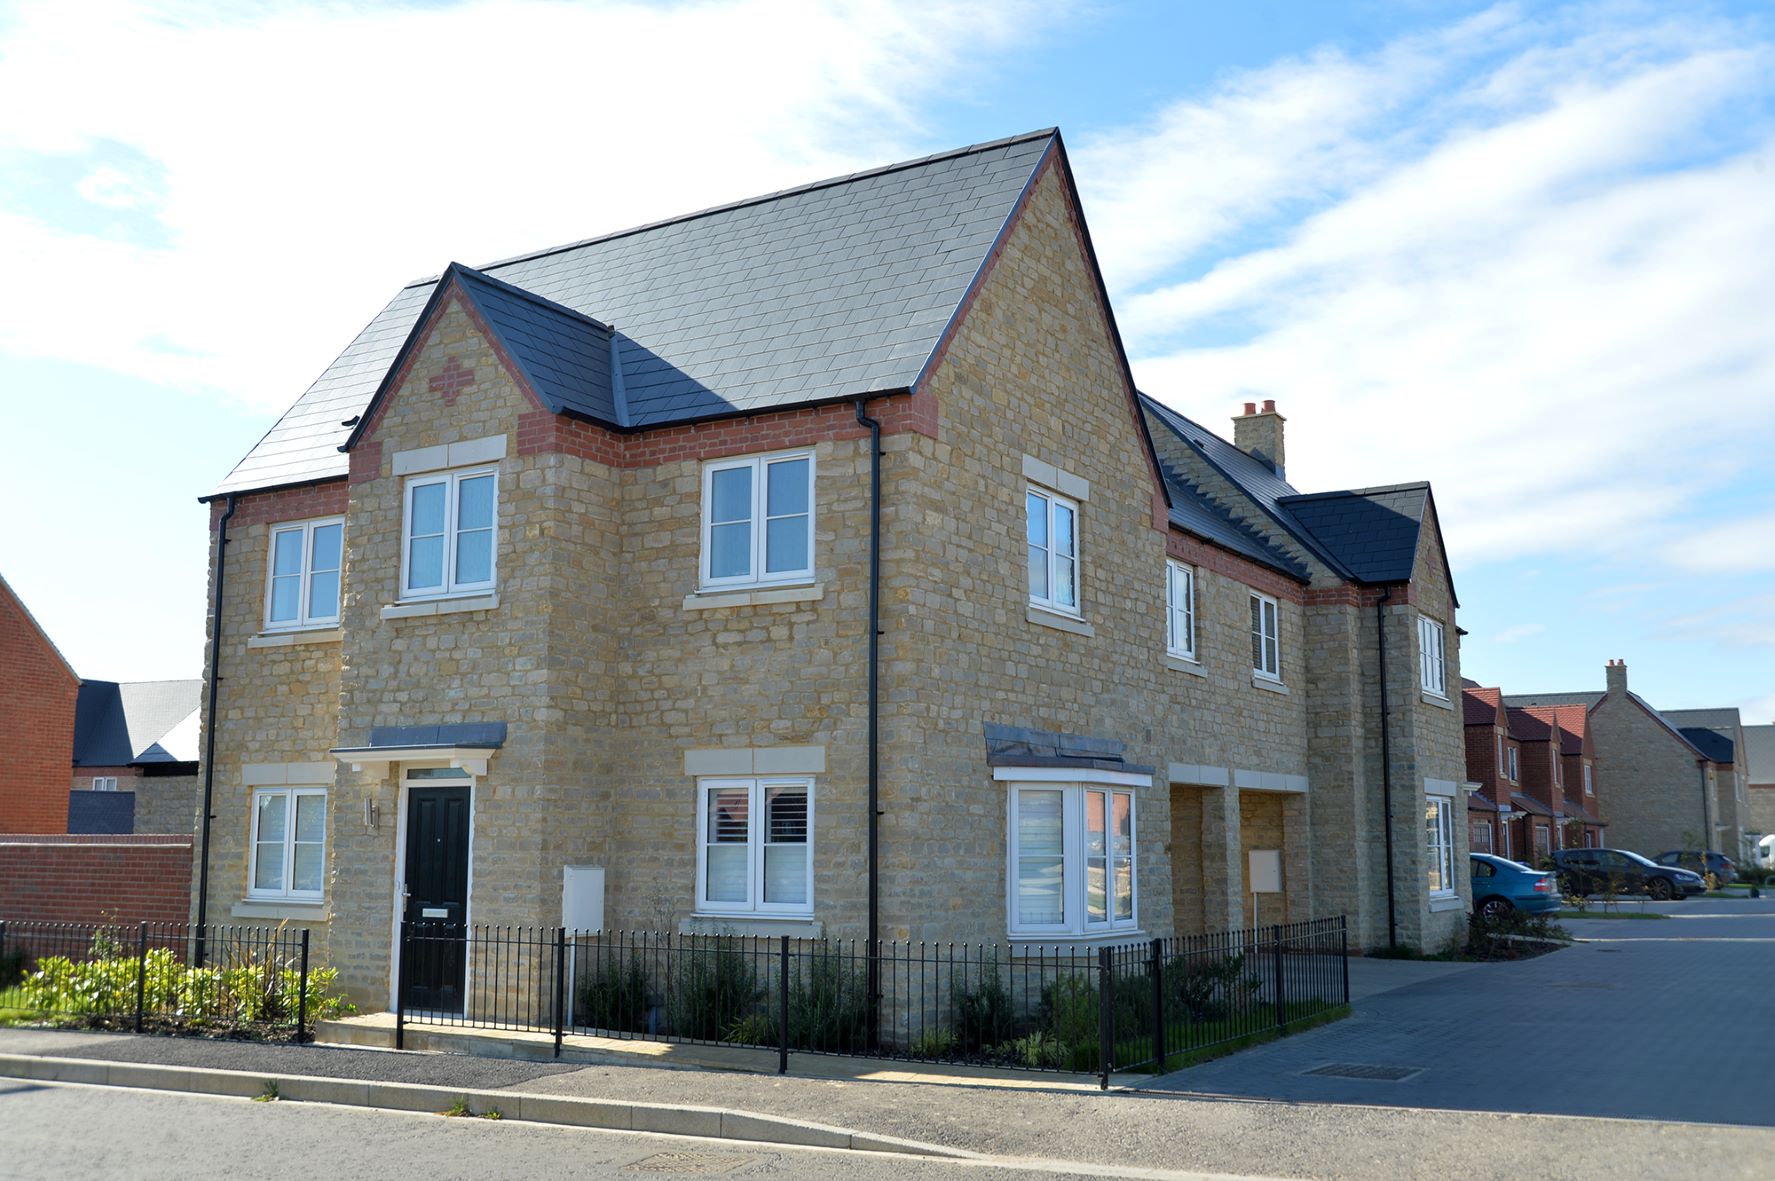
[
  {"x1": 1143, "y1": 895, "x2": 1775, "y2": 1127},
  {"x1": 3, "y1": 906, "x2": 1773, "y2": 1179}
]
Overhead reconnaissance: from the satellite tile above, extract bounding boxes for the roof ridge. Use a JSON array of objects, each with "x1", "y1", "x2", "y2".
[
  {"x1": 1277, "y1": 481, "x2": 1432, "y2": 503},
  {"x1": 403, "y1": 129, "x2": 1060, "y2": 291},
  {"x1": 446, "y1": 262, "x2": 614, "y2": 333}
]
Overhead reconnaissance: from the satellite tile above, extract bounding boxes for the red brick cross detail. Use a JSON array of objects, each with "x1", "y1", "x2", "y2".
[{"x1": 430, "y1": 357, "x2": 476, "y2": 406}]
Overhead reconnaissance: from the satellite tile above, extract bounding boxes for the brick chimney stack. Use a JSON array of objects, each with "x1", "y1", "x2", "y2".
[
  {"x1": 1605, "y1": 659, "x2": 1628, "y2": 696},
  {"x1": 1233, "y1": 399, "x2": 1286, "y2": 478}
]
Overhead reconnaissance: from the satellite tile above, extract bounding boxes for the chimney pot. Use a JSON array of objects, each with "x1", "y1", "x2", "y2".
[
  {"x1": 1261, "y1": 399, "x2": 1277, "y2": 413},
  {"x1": 1242, "y1": 401, "x2": 1258, "y2": 416}
]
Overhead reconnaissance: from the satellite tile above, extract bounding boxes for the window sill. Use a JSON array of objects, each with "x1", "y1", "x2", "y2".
[
  {"x1": 1429, "y1": 895, "x2": 1464, "y2": 914},
  {"x1": 1009, "y1": 930, "x2": 1146, "y2": 955},
  {"x1": 247, "y1": 628, "x2": 343, "y2": 649},
  {"x1": 683, "y1": 583, "x2": 823, "y2": 611},
  {"x1": 233, "y1": 900, "x2": 328, "y2": 921},
  {"x1": 381, "y1": 593, "x2": 499, "y2": 620},
  {"x1": 679, "y1": 915, "x2": 822, "y2": 938},
  {"x1": 1027, "y1": 605, "x2": 1094, "y2": 637},
  {"x1": 1165, "y1": 653, "x2": 1207, "y2": 677},
  {"x1": 1421, "y1": 691, "x2": 1454, "y2": 710},
  {"x1": 1252, "y1": 675, "x2": 1289, "y2": 694}
]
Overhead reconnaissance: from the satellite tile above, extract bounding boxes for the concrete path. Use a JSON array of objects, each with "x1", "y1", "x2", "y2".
[{"x1": 1143, "y1": 899, "x2": 1775, "y2": 1126}]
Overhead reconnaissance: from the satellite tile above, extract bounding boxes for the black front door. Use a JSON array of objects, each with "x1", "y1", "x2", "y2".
[{"x1": 401, "y1": 785, "x2": 470, "y2": 1014}]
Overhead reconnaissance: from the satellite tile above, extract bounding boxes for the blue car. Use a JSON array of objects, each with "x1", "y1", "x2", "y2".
[{"x1": 1470, "y1": 853, "x2": 1561, "y2": 918}]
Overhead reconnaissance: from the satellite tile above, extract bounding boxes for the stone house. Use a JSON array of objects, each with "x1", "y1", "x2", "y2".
[
  {"x1": 1743, "y1": 723, "x2": 1774, "y2": 866},
  {"x1": 68, "y1": 679, "x2": 201, "y2": 836},
  {"x1": 193, "y1": 130, "x2": 1469, "y2": 1012},
  {"x1": 1662, "y1": 708, "x2": 1754, "y2": 862},
  {"x1": 1510, "y1": 662, "x2": 1742, "y2": 860},
  {"x1": 0, "y1": 572, "x2": 78, "y2": 834}
]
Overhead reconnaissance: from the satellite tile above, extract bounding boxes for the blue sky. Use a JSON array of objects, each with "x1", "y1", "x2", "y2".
[{"x1": 1, "y1": 0, "x2": 1771, "y2": 721}]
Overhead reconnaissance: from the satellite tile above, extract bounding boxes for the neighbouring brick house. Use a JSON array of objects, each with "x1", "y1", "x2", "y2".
[
  {"x1": 0, "y1": 573, "x2": 78, "y2": 833},
  {"x1": 1462, "y1": 684, "x2": 1519, "y2": 859},
  {"x1": 1524, "y1": 703, "x2": 1604, "y2": 850},
  {"x1": 68, "y1": 679, "x2": 201, "y2": 836},
  {"x1": 194, "y1": 130, "x2": 1469, "y2": 1013},
  {"x1": 1510, "y1": 662, "x2": 1743, "y2": 861}
]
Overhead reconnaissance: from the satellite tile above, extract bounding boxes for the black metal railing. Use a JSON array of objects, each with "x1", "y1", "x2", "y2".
[
  {"x1": 0, "y1": 919, "x2": 316, "y2": 1041},
  {"x1": 396, "y1": 915, "x2": 1349, "y2": 1086}
]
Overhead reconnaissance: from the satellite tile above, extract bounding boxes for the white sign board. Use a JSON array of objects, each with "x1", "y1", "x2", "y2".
[
  {"x1": 562, "y1": 865, "x2": 605, "y2": 933},
  {"x1": 1248, "y1": 849, "x2": 1283, "y2": 894}
]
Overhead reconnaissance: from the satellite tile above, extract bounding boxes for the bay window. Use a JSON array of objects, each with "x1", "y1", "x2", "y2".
[
  {"x1": 1425, "y1": 795, "x2": 1455, "y2": 898},
  {"x1": 1007, "y1": 780, "x2": 1137, "y2": 937}
]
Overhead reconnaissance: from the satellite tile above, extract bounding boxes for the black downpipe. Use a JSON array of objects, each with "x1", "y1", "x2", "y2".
[
  {"x1": 195, "y1": 494, "x2": 237, "y2": 966},
  {"x1": 1375, "y1": 588, "x2": 1398, "y2": 950},
  {"x1": 855, "y1": 399, "x2": 882, "y2": 1043}
]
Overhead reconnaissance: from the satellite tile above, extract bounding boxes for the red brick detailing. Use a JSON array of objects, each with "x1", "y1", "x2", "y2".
[
  {"x1": 1302, "y1": 583, "x2": 1417, "y2": 608},
  {"x1": 0, "y1": 579, "x2": 79, "y2": 834},
  {"x1": 0, "y1": 835, "x2": 192, "y2": 924},
  {"x1": 517, "y1": 393, "x2": 935, "y2": 468},
  {"x1": 1165, "y1": 530, "x2": 1305, "y2": 603},
  {"x1": 348, "y1": 440, "x2": 384, "y2": 486},
  {"x1": 429, "y1": 356, "x2": 476, "y2": 406},
  {"x1": 209, "y1": 481, "x2": 349, "y2": 531}
]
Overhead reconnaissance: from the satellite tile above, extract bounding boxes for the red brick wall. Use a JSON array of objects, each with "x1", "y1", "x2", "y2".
[
  {"x1": 0, "y1": 580, "x2": 78, "y2": 834},
  {"x1": 0, "y1": 835, "x2": 193, "y2": 924}
]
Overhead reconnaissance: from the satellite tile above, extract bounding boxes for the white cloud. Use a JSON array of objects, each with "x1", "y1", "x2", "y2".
[
  {"x1": 1491, "y1": 622, "x2": 1546, "y2": 645},
  {"x1": 0, "y1": 0, "x2": 1056, "y2": 409},
  {"x1": 1080, "y1": 5, "x2": 1775, "y2": 572},
  {"x1": 1665, "y1": 510, "x2": 1775, "y2": 573},
  {"x1": 1656, "y1": 594, "x2": 1775, "y2": 650}
]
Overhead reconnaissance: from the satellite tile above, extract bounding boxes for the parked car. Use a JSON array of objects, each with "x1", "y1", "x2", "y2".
[
  {"x1": 1552, "y1": 848, "x2": 1705, "y2": 900},
  {"x1": 1653, "y1": 850, "x2": 1737, "y2": 884},
  {"x1": 1470, "y1": 854, "x2": 1561, "y2": 918}
]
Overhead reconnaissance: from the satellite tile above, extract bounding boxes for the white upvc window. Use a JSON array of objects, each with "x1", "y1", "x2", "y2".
[
  {"x1": 402, "y1": 468, "x2": 497, "y2": 599},
  {"x1": 1026, "y1": 486, "x2": 1080, "y2": 615},
  {"x1": 264, "y1": 517, "x2": 344, "y2": 629},
  {"x1": 1584, "y1": 764, "x2": 1594, "y2": 796},
  {"x1": 249, "y1": 787, "x2": 326, "y2": 900},
  {"x1": 91, "y1": 776, "x2": 118, "y2": 792},
  {"x1": 1165, "y1": 561, "x2": 1196, "y2": 659},
  {"x1": 1249, "y1": 592, "x2": 1281, "y2": 680},
  {"x1": 700, "y1": 451, "x2": 814, "y2": 589},
  {"x1": 1418, "y1": 615, "x2": 1446, "y2": 697},
  {"x1": 696, "y1": 777, "x2": 813, "y2": 915},
  {"x1": 1425, "y1": 796, "x2": 1455, "y2": 898},
  {"x1": 1007, "y1": 783, "x2": 1137, "y2": 937},
  {"x1": 1507, "y1": 747, "x2": 1519, "y2": 782}
]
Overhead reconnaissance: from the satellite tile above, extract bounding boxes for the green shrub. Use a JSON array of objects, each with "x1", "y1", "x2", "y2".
[
  {"x1": 723, "y1": 1012, "x2": 776, "y2": 1046},
  {"x1": 908, "y1": 1026, "x2": 956, "y2": 1059},
  {"x1": 1038, "y1": 973, "x2": 1099, "y2": 1072},
  {"x1": 575, "y1": 952, "x2": 650, "y2": 1033},
  {"x1": 1003, "y1": 1030, "x2": 1065, "y2": 1069},
  {"x1": 789, "y1": 948, "x2": 870, "y2": 1053},
  {"x1": 666, "y1": 938, "x2": 762, "y2": 1042},
  {"x1": 951, "y1": 967, "x2": 1015, "y2": 1053},
  {"x1": 1168, "y1": 952, "x2": 1256, "y2": 1022}
]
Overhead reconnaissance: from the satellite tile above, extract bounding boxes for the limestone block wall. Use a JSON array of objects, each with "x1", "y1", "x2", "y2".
[{"x1": 1589, "y1": 696, "x2": 1711, "y2": 856}]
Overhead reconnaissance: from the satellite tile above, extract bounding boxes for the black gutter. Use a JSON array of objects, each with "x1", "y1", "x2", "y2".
[
  {"x1": 855, "y1": 397, "x2": 882, "y2": 1045},
  {"x1": 1376, "y1": 587, "x2": 1398, "y2": 949},
  {"x1": 195, "y1": 494, "x2": 237, "y2": 966}
]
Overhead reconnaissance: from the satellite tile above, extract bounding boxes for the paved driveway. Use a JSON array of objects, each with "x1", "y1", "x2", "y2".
[{"x1": 1142, "y1": 897, "x2": 1775, "y2": 1127}]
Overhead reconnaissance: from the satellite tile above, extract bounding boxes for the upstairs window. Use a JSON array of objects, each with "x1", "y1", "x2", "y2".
[
  {"x1": 265, "y1": 517, "x2": 344, "y2": 629},
  {"x1": 1418, "y1": 616, "x2": 1447, "y2": 696},
  {"x1": 1250, "y1": 593, "x2": 1281, "y2": 680},
  {"x1": 1165, "y1": 561, "x2": 1196, "y2": 660},
  {"x1": 91, "y1": 776, "x2": 118, "y2": 792},
  {"x1": 1584, "y1": 764, "x2": 1594, "y2": 796},
  {"x1": 701, "y1": 452, "x2": 814, "y2": 589},
  {"x1": 1027, "y1": 487, "x2": 1080, "y2": 615},
  {"x1": 1507, "y1": 747, "x2": 1519, "y2": 782},
  {"x1": 402, "y1": 469, "x2": 496, "y2": 599},
  {"x1": 696, "y1": 777, "x2": 813, "y2": 915}
]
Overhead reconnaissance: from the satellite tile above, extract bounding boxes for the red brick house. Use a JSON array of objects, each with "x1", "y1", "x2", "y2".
[
  {"x1": 1520, "y1": 703, "x2": 1603, "y2": 848},
  {"x1": 0, "y1": 573, "x2": 78, "y2": 833},
  {"x1": 1462, "y1": 684, "x2": 1522, "y2": 859}
]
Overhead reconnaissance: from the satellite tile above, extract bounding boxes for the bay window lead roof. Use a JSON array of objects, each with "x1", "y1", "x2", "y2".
[{"x1": 209, "y1": 130, "x2": 1059, "y2": 498}]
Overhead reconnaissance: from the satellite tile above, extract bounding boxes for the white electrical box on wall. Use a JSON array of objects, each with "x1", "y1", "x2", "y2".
[
  {"x1": 1248, "y1": 849, "x2": 1283, "y2": 894},
  {"x1": 562, "y1": 865, "x2": 605, "y2": 933}
]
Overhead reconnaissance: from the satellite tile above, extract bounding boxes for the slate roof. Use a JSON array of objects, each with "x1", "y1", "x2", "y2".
[
  {"x1": 1137, "y1": 396, "x2": 1455, "y2": 599},
  {"x1": 1679, "y1": 727, "x2": 1736, "y2": 765},
  {"x1": 1503, "y1": 692, "x2": 1604, "y2": 710},
  {"x1": 1277, "y1": 484, "x2": 1433, "y2": 585},
  {"x1": 72, "y1": 679, "x2": 202, "y2": 766},
  {"x1": 1661, "y1": 708, "x2": 1742, "y2": 732},
  {"x1": 1463, "y1": 686, "x2": 1502, "y2": 727},
  {"x1": 212, "y1": 131, "x2": 1059, "y2": 496},
  {"x1": 447, "y1": 264, "x2": 617, "y2": 424},
  {"x1": 1138, "y1": 402, "x2": 1308, "y2": 578}
]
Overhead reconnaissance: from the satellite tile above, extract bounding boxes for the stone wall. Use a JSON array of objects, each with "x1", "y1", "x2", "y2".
[{"x1": 1589, "y1": 694, "x2": 1712, "y2": 856}]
